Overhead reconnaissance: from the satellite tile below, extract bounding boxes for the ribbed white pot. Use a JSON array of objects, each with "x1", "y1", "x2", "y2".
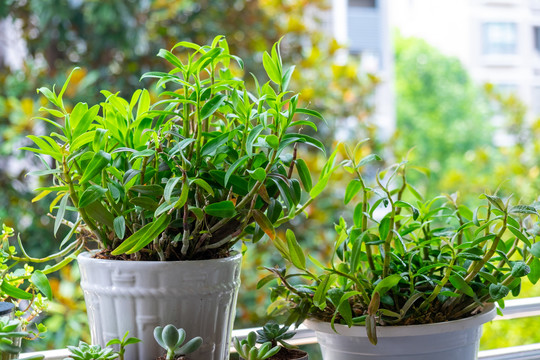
[
  {"x1": 77, "y1": 251, "x2": 242, "y2": 360},
  {"x1": 304, "y1": 303, "x2": 496, "y2": 360}
]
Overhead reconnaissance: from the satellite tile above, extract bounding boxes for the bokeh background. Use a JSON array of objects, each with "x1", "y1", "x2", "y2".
[{"x1": 1, "y1": 0, "x2": 539, "y2": 354}]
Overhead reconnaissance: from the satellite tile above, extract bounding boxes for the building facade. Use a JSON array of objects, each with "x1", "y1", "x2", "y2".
[{"x1": 391, "y1": 0, "x2": 540, "y2": 120}]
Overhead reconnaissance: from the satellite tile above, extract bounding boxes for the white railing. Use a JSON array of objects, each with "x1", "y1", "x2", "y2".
[{"x1": 22, "y1": 297, "x2": 540, "y2": 360}]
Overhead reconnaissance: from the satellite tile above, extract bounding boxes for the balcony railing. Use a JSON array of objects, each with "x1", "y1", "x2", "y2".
[{"x1": 22, "y1": 297, "x2": 540, "y2": 360}]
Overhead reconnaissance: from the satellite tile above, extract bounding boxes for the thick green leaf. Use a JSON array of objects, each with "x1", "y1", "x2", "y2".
[
  {"x1": 246, "y1": 125, "x2": 264, "y2": 158},
  {"x1": 373, "y1": 274, "x2": 401, "y2": 296},
  {"x1": 111, "y1": 214, "x2": 171, "y2": 255},
  {"x1": 201, "y1": 94, "x2": 226, "y2": 120},
  {"x1": 164, "y1": 177, "x2": 182, "y2": 203},
  {"x1": 510, "y1": 205, "x2": 539, "y2": 216},
  {"x1": 449, "y1": 274, "x2": 475, "y2": 298},
  {"x1": 191, "y1": 178, "x2": 215, "y2": 196},
  {"x1": 263, "y1": 51, "x2": 281, "y2": 84},
  {"x1": 31, "y1": 271, "x2": 52, "y2": 299},
  {"x1": 286, "y1": 229, "x2": 305, "y2": 270},
  {"x1": 295, "y1": 158, "x2": 312, "y2": 192},
  {"x1": 225, "y1": 155, "x2": 249, "y2": 187},
  {"x1": 80, "y1": 150, "x2": 111, "y2": 184},
  {"x1": 0, "y1": 281, "x2": 33, "y2": 300},
  {"x1": 204, "y1": 201, "x2": 237, "y2": 218},
  {"x1": 530, "y1": 242, "x2": 540, "y2": 258},
  {"x1": 344, "y1": 179, "x2": 363, "y2": 205},
  {"x1": 313, "y1": 274, "x2": 334, "y2": 310},
  {"x1": 201, "y1": 133, "x2": 229, "y2": 157},
  {"x1": 54, "y1": 194, "x2": 69, "y2": 236},
  {"x1": 113, "y1": 216, "x2": 126, "y2": 239},
  {"x1": 508, "y1": 225, "x2": 532, "y2": 247},
  {"x1": 528, "y1": 257, "x2": 540, "y2": 284},
  {"x1": 78, "y1": 185, "x2": 107, "y2": 208},
  {"x1": 511, "y1": 261, "x2": 530, "y2": 278},
  {"x1": 489, "y1": 283, "x2": 510, "y2": 300},
  {"x1": 129, "y1": 196, "x2": 159, "y2": 211}
]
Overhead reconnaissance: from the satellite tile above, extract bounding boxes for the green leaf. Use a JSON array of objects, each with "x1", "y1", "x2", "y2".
[
  {"x1": 449, "y1": 274, "x2": 475, "y2": 298},
  {"x1": 510, "y1": 205, "x2": 539, "y2": 216},
  {"x1": 246, "y1": 125, "x2": 264, "y2": 158},
  {"x1": 249, "y1": 168, "x2": 266, "y2": 182},
  {"x1": 252, "y1": 209, "x2": 275, "y2": 240},
  {"x1": 266, "y1": 134, "x2": 279, "y2": 149},
  {"x1": 30, "y1": 271, "x2": 52, "y2": 299},
  {"x1": 225, "y1": 155, "x2": 249, "y2": 187},
  {"x1": 313, "y1": 274, "x2": 334, "y2": 310},
  {"x1": 201, "y1": 94, "x2": 226, "y2": 120},
  {"x1": 508, "y1": 225, "x2": 532, "y2": 247},
  {"x1": 0, "y1": 281, "x2": 33, "y2": 300},
  {"x1": 528, "y1": 257, "x2": 540, "y2": 284},
  {"x1": 530, "y1": 242, "x2": 540, "y2": 258},
  {"x1": 54, "y1": 194, "x2": 69, "y2": 236},
  {"x1": 357, "y1": 154, "x2": 382, "y2": 168},
  {"x1": 191, "y1": 178, "x2": 215, "y2": 196},
  {"x1": 129, "y1": 196, "x2": 159, "y2": 211},
  {"x1": 111, "y1": 214, "x2": 171, "y2": 255},
  {"x1": 80, "y1": 150, "x2": 111, "y2": 184},
  {"x1": 164, "y1": 177, "x2": 182, "y2": 203},
  {"x1": 511, "y1": 261, "x2": 530, "y2": 278},
  {"x1": 174, "y1": 182, "x2": 190, "y2": 209},
  {"x1": 201, "y1": 133, "x2": 229, "y2": 157},
  {"x1": 295, "y1": 108, "x2": 327, "y2": 125},
  {"x1": 378, "y1": 216, "x2": 391, "y2": 241},
  {"x1": 263, "y1": 51, "x2": 281, "y2": 84},
  {"x1": 204, "y1": 201, "x2": 237, "y2": 218},
  {"x1": 78, "y1": 185, "x2": 107, "y2": 208},
  {"x1": 373, "y1": 274, "x2": 401, "y2": 296},
  {"x1": 483, "y1": 194, "x2": 505, "y2": 211},
  {"x1": 113, "y1": 216, "x2": 126, "y2": 240},
  {"x1": 489, "y1": 283, "x2": 510, "y2": 300},
  {"x1": 285, "y1": 229, "x2": 305, "y2": 270},
  {"x1": 344, "y1": 179, "x2": 363, "y2": 205},
  {"x1": 296, "y1": 158, "x2": 312, "y2": 192}
]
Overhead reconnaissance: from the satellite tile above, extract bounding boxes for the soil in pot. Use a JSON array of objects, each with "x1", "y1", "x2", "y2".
[
  {"x1": 156, "y1": 356, "x2": 188, "y2": 360},
  {"x1": 266, "y1": 348, "x2": 309, "y2": 360}
]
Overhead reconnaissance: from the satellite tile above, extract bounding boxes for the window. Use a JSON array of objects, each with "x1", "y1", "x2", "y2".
[
  {"x1": 534, "y1": 26, "x2": 540, "y2": 52},
  {"x1": 482, "y1": 22, "x2": 518, "y2": 54},
  {"x1": 349, "y1": 0, "x2": 376, "y2": 8}
]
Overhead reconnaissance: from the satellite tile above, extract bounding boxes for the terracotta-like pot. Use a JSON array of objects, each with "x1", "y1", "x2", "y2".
[
  {"x1": 304, "y1": 303, "x2": 496, "y2": 360},
  {"x1": 78, "y1": 251, "x2": 242, "y2": 360}
]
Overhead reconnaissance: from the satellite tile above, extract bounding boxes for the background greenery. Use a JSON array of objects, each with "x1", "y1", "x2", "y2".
[{"x1": 1, "y1": 0, "x2": 539, "y2": 352}]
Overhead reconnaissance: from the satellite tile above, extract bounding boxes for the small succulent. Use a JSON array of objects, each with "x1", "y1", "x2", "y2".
[
  {"x1": 256, "y1": 322, "x2": 295, "y2": 349},
  {"x1": 64, "y1": 341, "x2": 118, "y2": 360},
  {"x1": 233, "y1": 331, "x2": 280, "y2": 360},
  {"x1": 105, "y1": 331, "x2": 140, "y2": 360},
  {"x1": 154, "y1": 324, "x2": 203, "y2": 360}
]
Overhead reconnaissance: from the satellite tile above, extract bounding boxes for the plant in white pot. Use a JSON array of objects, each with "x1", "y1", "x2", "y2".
[
  {"x1": 265, "y1": 145, "x2": 540, "y2": 360},
  {"x1": 24, "y1": 36, "x2": 331, "y2": 360}
]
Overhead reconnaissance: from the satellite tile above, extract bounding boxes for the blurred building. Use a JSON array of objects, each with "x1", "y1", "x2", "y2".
[
  {"x1": 331, "y1": 0, "x2": 395, "y2": 140},
  {"x1": 391, "y1": 0, "x2": 540, "y2": 120}
]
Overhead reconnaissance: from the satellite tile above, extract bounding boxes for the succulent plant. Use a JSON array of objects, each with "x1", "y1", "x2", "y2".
[
  {"x1": 256, "y1": 321, "x2": 295, "y2": 349},
  {"x1": 154, "y1": 324, "x2": 203, "y2": 360},
  {"x1": 233, "y1": 331, "x2": 280, "y2": 360},
  {"x1": 64, "y1": 341, "x2": 118, "y2": 360}
]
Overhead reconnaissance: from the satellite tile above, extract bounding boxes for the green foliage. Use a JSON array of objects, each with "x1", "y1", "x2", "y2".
[
  {"x1": 153, "y1": 324, "x2": 202, "y2": 360},
  {"x1": 393, "y1": 34, "x2": 493, "y2": 194},
  {"x1": 105, "y1": 331, "x2": 140, "y2": 360},
  {"x1": 233, "y1": 331, "x2": 280, "y2": 360},
  {"x1": 64, "y1": 341, "x2": 117, "y2": 360},
  {"x1": 256, "y1": 321, "x2": 295, "y2": 349},
  {"x1": 0, "y1": 316, "x2": 43, "y2": 358},
  {"x1": 267, "y1": 146, "x2": 540, "y2": 345},
  {"x1": 25, "y1": 37, "x2": 329, "y2": 261}
]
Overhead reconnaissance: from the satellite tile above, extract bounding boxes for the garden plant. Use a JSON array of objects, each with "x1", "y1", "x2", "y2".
[
  {"x1": 23, "y1": 36, "x2": 331, "y2": 262},
  {"x1": 153, "y1": 325, "x2": 202, "y2": 360},
  {"x1": 266, "y1": 144, "x2": 540, "y2": 345}
]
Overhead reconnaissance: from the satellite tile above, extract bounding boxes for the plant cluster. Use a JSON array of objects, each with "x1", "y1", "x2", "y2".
[
  {"x1": 25, "y1": 36, "x2": 331, "y2": 261},
  {"x1": 64, "y1": 332, "x2": 139, "y2": 360},
  {"x1": 266, "y1": 146, "x2": 540, "y2": 344},
  {"x1": 0, "y1": 316, "x2": 44, "y2": 360},
  {"x1": 255, "y1": 321, "x2": 295, "y2": 349},
  {"x1": 233, "y1": 330, "x2": 279, "y2": 360},
  {"x1": 153, "y1": 325, "x2": 202, "y2": 360}
]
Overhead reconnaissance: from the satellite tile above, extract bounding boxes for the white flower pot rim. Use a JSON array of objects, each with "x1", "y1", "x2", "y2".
[
  {"x1": 304, "y1": 302, "x2": 496, "y2": 337},
  {"x1": 77, "y1": 250, "x2": 242, "y2": 266}
]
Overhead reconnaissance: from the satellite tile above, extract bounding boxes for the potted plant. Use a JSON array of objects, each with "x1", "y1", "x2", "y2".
[
  {"x1": 24, "y1": 36, "x2": 331, "y2": 360},
  {"x1": 232, "y1": 322, "x2": 308, "y2": 360},
  {"x1": 153, "y1": 324, "x2": 203, "y2": 360},
  {"x1": 265, "y1": 146, "x2": 540, "y2": 360}
]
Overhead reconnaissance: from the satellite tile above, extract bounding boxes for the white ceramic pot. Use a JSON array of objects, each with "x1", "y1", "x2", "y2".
[
  {"x1": 77, "y1": 251, "x2": 242, "y2": 360},
  {"x1": 304, "y1": 303, "x2": 496, "y2": 360}
]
